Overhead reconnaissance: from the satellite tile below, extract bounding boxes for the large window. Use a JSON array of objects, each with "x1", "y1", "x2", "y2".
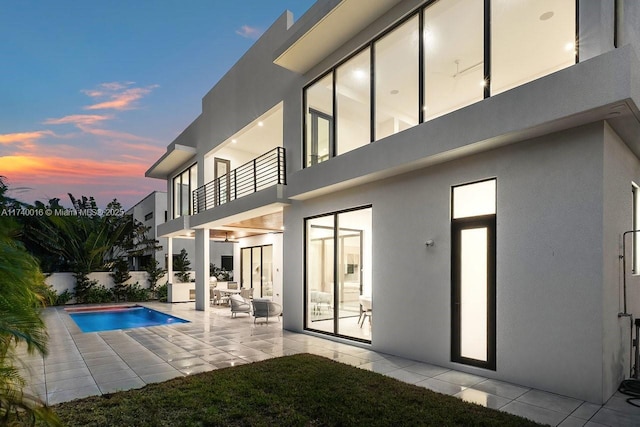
[
  {"x1": 172, "y1": 163, "x2": 197, "y2": 218},
  {"x1": 375, "y1": 15, "x2": 419, "y2": 140},
  {"x1": 451, "y1": 179, "x2": 496, "y2": 370},
  {"x1": 491, "y1": 0, "x2": 576, "y2": 95},
  {"x1": 424, "y1": 0, "x2": 484, "y2": 120},
  {"x1": 305, "y1": 206, "x2": 372, "y2": 342},
  {"x1": 303, "y1": 0, "x2": 577, "y2": 167},
  {"x1": 336, "y1": 48, "x2": 371, "y2": 156},
  {"x1": 305, "y1": 73, "x2": 334, "y2": 167}
]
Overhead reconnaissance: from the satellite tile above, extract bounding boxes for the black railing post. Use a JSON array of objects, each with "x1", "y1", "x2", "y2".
[
  {"x1": 233, "y1": 169, "x2": 237, "y2": 201},
  {"x1": 277, "y1": 147, "x2": 282, "y2": 184},
  {"x1": 253, "y1": 158, "x2": 258, "y2": 192}
]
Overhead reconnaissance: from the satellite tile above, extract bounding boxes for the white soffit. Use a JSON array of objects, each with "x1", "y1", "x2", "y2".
[
  {"x1": 145, "y1": 144, "x2": 197, "y2": 179},
  {"x1": 275, "y1": 0, "x2": 404, "y2": 74}
]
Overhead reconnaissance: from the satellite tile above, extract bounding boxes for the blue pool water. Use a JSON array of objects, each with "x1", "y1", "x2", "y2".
[{"x1": 69, "y1": 306, "x2": 189, "y2": 333}]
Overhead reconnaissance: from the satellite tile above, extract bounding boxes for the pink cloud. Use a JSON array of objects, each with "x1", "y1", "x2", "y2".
[
  {"x1": 236, "y1": 25, "x2": 262, "y2": 39},
  {"x1": 0, "y1": 130, "x2": 55, "y2": 145},
  {"x1": 43, "y1": 114, "x2": 112, "y2": 126},
  {"x1": 82, "y1": 82, "x2": 159, "y2": 111}
]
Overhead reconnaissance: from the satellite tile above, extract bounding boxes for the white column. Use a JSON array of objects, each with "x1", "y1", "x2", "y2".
[
  {"x1": 195, "y1": 228, "x2": 210, "y2": 311},
  {"x1": 167, "y1": 237, "x2": 173, "y2": 283},
  {"x1": 167, "y1": 237, "x2": 174, "y2": 302}
]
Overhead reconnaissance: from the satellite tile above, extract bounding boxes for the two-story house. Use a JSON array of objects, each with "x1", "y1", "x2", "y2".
[{"x1": 146, "y1": 0, "x2": 640, "y2": 404}]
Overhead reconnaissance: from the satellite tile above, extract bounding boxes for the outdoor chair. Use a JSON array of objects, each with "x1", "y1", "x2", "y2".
[
  {"x1": 359, "y1": 295, "x2": 372, "y2": 327},
  {"x1": 229, "y1": 294, "x2": 251, "y2": 318},
  {"x1": 227, "y1": 282, "x2": 238, "y2": 290},
  {"x1": 213, "y1": 289, "x2": 229, "y2": 306},
  {"x1": 251, "y1": 299, "x2": 282, "y2": 323},
  {"x1": 240, "y1": 287, "x2": 254, "y2": 301}
]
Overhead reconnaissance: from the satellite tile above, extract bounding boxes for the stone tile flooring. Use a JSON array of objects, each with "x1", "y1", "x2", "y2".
[{"x1": 14, "y1": 302, "x2": 640, "y2": 426}]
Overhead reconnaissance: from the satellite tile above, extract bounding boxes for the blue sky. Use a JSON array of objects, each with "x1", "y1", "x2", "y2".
[{"x1": 0, "y1": 0, "x2": 315, "y2": 209}]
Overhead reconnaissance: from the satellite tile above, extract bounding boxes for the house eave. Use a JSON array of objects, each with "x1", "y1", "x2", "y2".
[
  {"x1": 145, "y1": 144, "x2": 197, "y2": 179},
  {"x1": 273, "y1": 0, "x2": 405, "y2": 74}
]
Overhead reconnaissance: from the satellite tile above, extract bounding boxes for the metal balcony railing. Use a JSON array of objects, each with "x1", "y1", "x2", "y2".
[{"x1": 192, "y1": 147, "x2": 286, "y2": 214}]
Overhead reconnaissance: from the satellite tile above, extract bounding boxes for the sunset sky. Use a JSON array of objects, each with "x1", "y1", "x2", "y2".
[{"x1": 1, "y1": 0, "x2": 315, "y2": 209}]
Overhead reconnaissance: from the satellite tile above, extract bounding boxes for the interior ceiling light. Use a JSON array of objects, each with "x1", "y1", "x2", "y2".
[
  {"x1": 539, "y1": 11, "x2": 554, "y2": 21},
  {"x1": 258, "y1": 121, "x2": 264, "y2": 127},
  {"x1": 390, "y1": 89, "x2": 399, "y2": 95},
  {"x1": 232, "y1": 139, "x2": 237, "y2": 143},
  {"x1": 353, "y1": 69, "x2": 367, "y2": 80}
]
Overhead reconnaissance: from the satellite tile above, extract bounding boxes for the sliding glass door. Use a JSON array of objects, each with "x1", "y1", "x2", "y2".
[
  {"x1": 305, "y1": 207, "x2": 372, "y2": 342},
  {"x1": 240, "y1": 245, "x2": 273, "y2": 298}
]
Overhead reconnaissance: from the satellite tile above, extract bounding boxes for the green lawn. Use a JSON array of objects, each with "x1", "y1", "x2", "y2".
[{"x1": 47, "y1": 354, "x2": 543, "y2": 426}]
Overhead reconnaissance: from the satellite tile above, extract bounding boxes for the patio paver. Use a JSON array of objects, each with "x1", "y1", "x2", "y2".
[{"x1": 14, "y1": 302, "x2": 640, "y2": 426}]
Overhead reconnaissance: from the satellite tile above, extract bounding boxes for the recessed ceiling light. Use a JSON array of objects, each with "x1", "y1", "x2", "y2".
[
  {"x1": 258, "y1": 121, "x2": 264, "y2": 127},
  {"x1": 231, "y1": 139, "x2": 237, "y2": 143},
  {"x1": 353, "y1": 69, "x2": 367, "y2": 80},
  {"x1": 564, "y1": 42, "x2": 575, "y2": 51},
  {"x1": 540, "y1": 11, "x2": 554, "y2": 21}
]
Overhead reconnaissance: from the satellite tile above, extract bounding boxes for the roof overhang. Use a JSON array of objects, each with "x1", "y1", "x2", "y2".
[
  {"x1": 274, "y1": 0, "x2": 404, "y2": 74},
  {"x1": 145, "y1": 144, "x2": 197, "y2": 179}
]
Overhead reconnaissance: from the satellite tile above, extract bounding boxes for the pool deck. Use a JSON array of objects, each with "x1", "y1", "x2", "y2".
[{"x1": 15, "y1": 302, "x2": 640, "y2": 426}]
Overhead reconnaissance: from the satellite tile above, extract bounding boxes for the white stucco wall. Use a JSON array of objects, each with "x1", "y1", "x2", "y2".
[
  {"x1": 603, "y1": 121, "x2": 640, "y2": 399},
  {"x1": 284, "y1": 122, "x2": 616, "y2": 403}
]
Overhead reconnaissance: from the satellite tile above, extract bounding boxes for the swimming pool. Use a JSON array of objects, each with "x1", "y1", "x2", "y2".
[{"x1": 68, "y1": 306, "x2": 189, "y2": 333}]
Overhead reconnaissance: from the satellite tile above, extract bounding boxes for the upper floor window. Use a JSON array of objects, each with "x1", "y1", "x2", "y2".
[
  {"x1": 144, "y1": 212, "x2": 153, "y2": 221},
  {"x1": 376, "y1": 14, "x2": 419, "y2": 138},
  {"x1": 303, "y1": 0, "x2": 577, "y2": 169},
  {"x1": 173, "y1": 163, "x2": 197, "y2": 219}
]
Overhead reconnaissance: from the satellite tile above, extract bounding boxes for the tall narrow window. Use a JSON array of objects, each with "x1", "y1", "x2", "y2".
[
  {"x1": 305, "y1": 74, "x2": 334, "y2": 167},
  {"x1": 240, "y1": 245, "x2": 273, "y2": 298},
  {"x1": 336, "y1": 48, "x2": 371, "y2": 156},
  {"x1": 633, "y1": 184, "x2": 640, "y2": 273},
  {"x1": 375, "y1": 15, "x2": 419, "y2": 140},
  {"x1": 172, "y1": 163, "x2": 197, "y2": 218},
  {"x1": 451, "y1": 179, "x2": 496, "y2": 370},
  {"x1": 491, "y1": 0, "x2": 576, "y2": 95},
  {"x1": 424, "y1": 0, "x2": 484, "y2": 121}
]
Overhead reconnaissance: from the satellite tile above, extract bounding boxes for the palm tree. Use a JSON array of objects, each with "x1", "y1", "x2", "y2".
[{"x1": 0, "y1": 177, "x2": 60, "y2": 425}]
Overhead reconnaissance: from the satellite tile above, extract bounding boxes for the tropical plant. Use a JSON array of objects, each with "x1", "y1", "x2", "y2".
[
  {"x1": 145, "y1": 259, "x2": 165, "y2": 294},
  {"x1": 156, "y1": 283, "x2": 168, "y2": 303},
  {"x1": 210, "y1": 264, "x2": 232, "y2": 281},
  {"x1": 110, "y1": 258, "x2": 132, "y2": 302},
  {"x1": 0, "y1": 176, "x2": 60, "y2": 425},
  {"x1": 174, "y1": 249, "x2": 191, "y2": 283},
  {"x1": 21, "y1": 195, "x2": 159, "y2": 302}
]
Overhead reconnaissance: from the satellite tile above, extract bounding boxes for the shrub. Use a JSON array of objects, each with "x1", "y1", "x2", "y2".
[
  {"x1": 124, "y1": 282, "x2": 150, "y2": 302},
  {"x1": 83, "y1": 285, "x2": 113, "y2": 304},
  {"x1": 157, "y1": 283, "x2": 168, "y2": 303},
  {"x1": 174, "y1": 249, "x2": 191, "y2": 283}
]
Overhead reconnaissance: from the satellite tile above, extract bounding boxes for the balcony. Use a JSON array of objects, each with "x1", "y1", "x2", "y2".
[{"x1": 193, "y1": 147, "x2": 286, "y2": 214}]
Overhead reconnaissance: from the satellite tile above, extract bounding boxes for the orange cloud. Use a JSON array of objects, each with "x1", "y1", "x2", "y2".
[
  {"x1": 0, "y1": 130, "x2": 55, "y2": 145},
  {"x1": 236, "y1": 25, "x2": 262, "y2": 39},
  {"x1": 43, "y1": 114, "x2": 111, "y2": 126},
  {"x1": 83, "y1": 82, "x2": 158, "y2": 111},
  {"x1": 0, "y1": 155, "x2": 148, "y2": 184}
]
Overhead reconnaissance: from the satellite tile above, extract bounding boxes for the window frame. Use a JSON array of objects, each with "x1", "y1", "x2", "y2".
[
  {"x1": 302, "y1": 0, "x2": 579, "y2": 168},
  {"x1": 172, "y1": 163, "x2": 197, "y2": 219}
]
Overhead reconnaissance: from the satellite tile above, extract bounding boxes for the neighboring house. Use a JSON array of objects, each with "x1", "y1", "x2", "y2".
[
  {"x1": 126, "y1": 191, "x2": 234, "y2": 278},
  {"x1": 146, "y1": 0, "x2": 640, "y2": 404}
]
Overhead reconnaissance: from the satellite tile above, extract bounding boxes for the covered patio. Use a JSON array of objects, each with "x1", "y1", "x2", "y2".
[{"x1": 16, "y1": 302, "x2": 640, "y2": 426}]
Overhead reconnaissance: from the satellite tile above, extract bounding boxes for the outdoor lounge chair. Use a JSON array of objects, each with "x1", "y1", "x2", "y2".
[
  {"x1": 251, "y1": 299, "x2": 282, "y2": 323},
  {"x1": 229, "y1": 294, "x2": 251, "y2": 318}
]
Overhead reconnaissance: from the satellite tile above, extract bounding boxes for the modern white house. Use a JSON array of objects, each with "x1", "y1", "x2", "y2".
[{"x1": 146, "y1": 0, "x2": 640, "y2": 404}]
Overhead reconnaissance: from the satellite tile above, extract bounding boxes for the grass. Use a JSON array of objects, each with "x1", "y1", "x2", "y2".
[{"x1": 45, "y1": 354, "x2": 543, "y2": 426}]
